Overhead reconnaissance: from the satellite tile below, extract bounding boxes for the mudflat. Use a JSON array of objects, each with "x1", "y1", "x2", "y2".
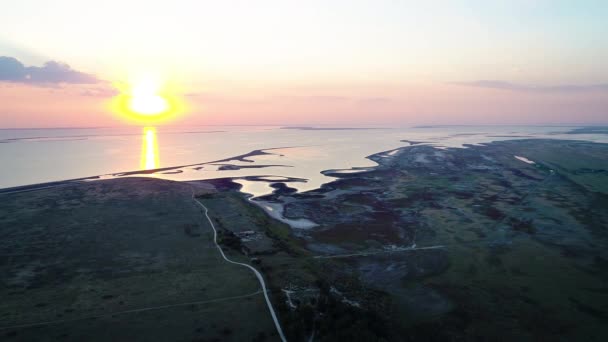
[{"x1": 253, "y1": 139, "x2": 608, "y2": 341}]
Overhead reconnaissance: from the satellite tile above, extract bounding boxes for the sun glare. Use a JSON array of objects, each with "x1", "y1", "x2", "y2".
[
  {"x1": 129, "y1": 79, "x2": 169, "y2": 115},
  {"x1": 110, "y1": 73, "x2": 185, "y2": 124}
]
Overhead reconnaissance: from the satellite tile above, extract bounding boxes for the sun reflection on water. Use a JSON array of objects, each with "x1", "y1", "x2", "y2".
[{"x1": 141, "y1": 127, "x2": 159, "y2": 170}]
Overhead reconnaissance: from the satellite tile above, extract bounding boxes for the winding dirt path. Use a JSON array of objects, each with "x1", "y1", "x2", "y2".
[{"x1": 192, "y1": 191, "x2": 287, "y2": 342}]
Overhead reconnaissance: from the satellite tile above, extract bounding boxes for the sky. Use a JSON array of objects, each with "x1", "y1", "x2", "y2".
[{"x1": 0, "y1": 0, "x2": 607, "y2": 127}]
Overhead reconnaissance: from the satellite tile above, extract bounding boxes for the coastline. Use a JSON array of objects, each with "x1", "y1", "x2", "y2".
[{"x1": 2, "y1": 138, "x2": 608, "y2": 340}]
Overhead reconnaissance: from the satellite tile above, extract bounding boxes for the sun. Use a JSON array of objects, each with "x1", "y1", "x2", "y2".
[
  {"x1": 128, "y1": 79, "x2": 169, "y2": 116},
  {"x1": 110, "y1": 74, "x2": 185, "y2": 124}
]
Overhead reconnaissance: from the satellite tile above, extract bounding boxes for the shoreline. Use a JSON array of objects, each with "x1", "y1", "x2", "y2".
[{"x1": 3, "y1": 138, "x2": 607, "y2": 196}]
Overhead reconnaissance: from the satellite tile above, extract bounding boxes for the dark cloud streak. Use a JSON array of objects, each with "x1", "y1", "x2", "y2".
[
  {"x1": 454, "y1": 80, "x2": 608, "y2": 93},
  {"x1": 0, "y1": 56, "x2": 99, "y2": 85}
]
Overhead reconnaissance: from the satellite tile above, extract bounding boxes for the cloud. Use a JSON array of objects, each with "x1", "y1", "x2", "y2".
[
  {"x1": 0, "y1": 56, "x2": 99, "y2": 85},
  {"x1": 454, "y1": 80, "x2": 608, "y2": 93},
  {"x1": 271, "y1": 95, "x2": 349, "y2": 103},
  {"x1": 356, "y1": 97, "x2": 392, "y2": 105},
  {"x1": 79, "y1": 87, "x2": 119, "y2": 97}
]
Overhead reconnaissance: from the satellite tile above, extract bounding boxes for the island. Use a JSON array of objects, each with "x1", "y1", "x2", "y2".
[{"x1": 1, "y1": 139, "x2": 607, "y2": 341}]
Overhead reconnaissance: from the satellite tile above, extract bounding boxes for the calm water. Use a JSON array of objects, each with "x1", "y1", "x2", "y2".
[{"x1": 1, "y1": 125, "x2": 606, "y2": 196}]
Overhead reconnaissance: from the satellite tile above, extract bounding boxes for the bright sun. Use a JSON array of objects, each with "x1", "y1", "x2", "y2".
[
  {"x1": 128, "y1": 80, "x2": 169, "y2": 116},
  {"x1": 111, "y1": 73, "x2": 184, "y2": 123}
]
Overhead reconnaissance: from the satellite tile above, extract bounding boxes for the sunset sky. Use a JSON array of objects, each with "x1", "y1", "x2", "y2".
[{"x1": 1, "y1": 0, "x2": 607, "y2": 127}]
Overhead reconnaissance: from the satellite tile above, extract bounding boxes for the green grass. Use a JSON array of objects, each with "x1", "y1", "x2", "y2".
[{"x1": 0, "y1": 178, "x2": 276, "y2": 341}]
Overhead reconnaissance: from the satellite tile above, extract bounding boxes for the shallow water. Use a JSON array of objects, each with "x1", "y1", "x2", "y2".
[
  {"x1": 1, "y1": 125, "x2": 607, "y2": 196},
  {"x1": 514, "y1": 155, "x2": 536, "y2": 164}
]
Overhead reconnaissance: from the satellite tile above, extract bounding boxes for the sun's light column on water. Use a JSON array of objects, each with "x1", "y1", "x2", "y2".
[{"x1": 141, "y1": 127, "x2": 160, "y2": 170}]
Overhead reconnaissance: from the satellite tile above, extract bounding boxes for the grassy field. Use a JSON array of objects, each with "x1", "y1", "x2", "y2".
[
  {"x1": 0, "y1": 178, "x2": 277, "y2": 341},
  {"x1": 197, "y1": 190, "x2": 396, "y2": 341}
]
